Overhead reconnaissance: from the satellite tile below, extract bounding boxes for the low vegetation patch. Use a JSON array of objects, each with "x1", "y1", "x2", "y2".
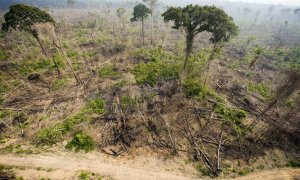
[
  {"x1": 182, "y1": 78, "x2": 208, "y2": 98},
  {"x1": 132, "y1": 48, "x2": 180, "y2": 87},
  {"x1": 37, "y1": 98, "x2": 106, "y2": 144},
  {"x1": 286, "y1": 160, "x2": 300, "y2": 168},
  {"x1": 66, "y1": 132, "x2": 95, "y2": 152},
  {"x1": 215, "y1": 103, "x2": 248, "y2": 135},
  {"x1": 0, "y1": 50, "x2": 9, "y2": 61},
  {"x1": 98, "y1": 65, "x2": 120, "y2": 78},
  {"x1": 247, "y1": 81, "x2": 272, "y2": 100}
]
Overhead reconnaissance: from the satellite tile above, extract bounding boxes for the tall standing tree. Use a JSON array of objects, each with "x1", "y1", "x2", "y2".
[
  {"x1": 2, "y1": 4, "x2": 81, "y2": 84},
  {"x1": 143, "y1": 0, "x2": 158, "y2": 44},
  {"x1": 2, "y1": 4, "x2": 55, "y2": 60},
  {"x1": 204, "y1": 6, "x2": 239, "y2": 61},
  {"x1": 117, "y1": 8, "x2": 126, "y2": 32},
  {"x1": 131, "y1": 3, "x2": 151, "y2": 45},
  {"x1": 162, "y1": 4, "x2": 238, "y2": 69},
  {"x1": 67, "y1": 0, "x2": 75, "y2": 8}
]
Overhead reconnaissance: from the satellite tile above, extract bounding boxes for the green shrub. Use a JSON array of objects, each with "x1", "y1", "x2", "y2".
[
  {"x1": 182, "y1": 78, "x2": 208, "y2": 99},
  {"x1": 247, "y1": 82, "x2": 272, "y2": 100},
  {"x1": 0, "y1": 109, "x2": 14, "y2": 119},
  {"x1": 66, "y1": 132, "x2": 95, "y2": 152},
  {"x1": 37, "y1": 98, "x2": 105, "y2": 144},
  {"x1": 0, "y1": 96, "x2": 4, "y2": 105},
  {"x1": 85, "y1": 98, "x2": 106, "y2": 115},
  {"x1": 37, "y1": 112, "x2": 86, "y2": 144},
  {"x1": 78, "y1": 171, "x2": 90, "y2": 180},
  {"x1": 133, "y1": 60, "x2": 180, "y2": 87},
  {"x1": 66, "y1": 50, "x2": 79, "y2": 58},
  {"x1": 0, "y1": 84, "x2": 9, "y2": 94},
  {"x1": 98, "y1": 66, "x2": 120, "y2": 78},
  {"x1": 121, "y1": 96, "x2": 137, "y2": 111},
  {"x1": 132, "y1": 47, "x2": 180, "y2": 87},
  {"x1": 86, "y1": 50, "x2": 97, "y2": 58},
  {"x1": 215, "y1": 103, "x2": 248, "y2": 134},
  {"x1": 284, "y1": 98, "x2": 296, "y2": 107},
  {"x1": 111, "y1": 44, "x2": 126, "y2": 54},
  {"x1": 198, "y1": 167, "x2": 213, "y2": 177},
  {"x1": 287, "y1": 160, "x2": 300, "y2": 168},
  {"x1": 237, "y1": 167, "x2": 253, "y2": 176},
  {"x1": 182, "y1": 78, "x2": 202, "y2": 97},
  {"x1": 16, "y1": 59, "x2": 58, "y2": 76},
  {"x1": 215, "y1": 104, "x2": 247, "y2": 125},
  {"x1": 0, "y1": 31, "x2": 5, "y2": 38},
  {"x1": 0, "y1": 50, "x2": 9, "y2": 61},
  {"x1": 52, "y1": 78, "x2": 69, "y2": 90}
]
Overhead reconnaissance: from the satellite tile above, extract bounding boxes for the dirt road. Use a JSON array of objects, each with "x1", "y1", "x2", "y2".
[{"x1": 0, "y1": 152, "x2": 299, "y2": 180}]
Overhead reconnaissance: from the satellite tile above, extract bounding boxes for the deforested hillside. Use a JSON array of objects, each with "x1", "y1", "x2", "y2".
[{"x1": 0, "y1": 1, "x2": 300, "y2": 179}]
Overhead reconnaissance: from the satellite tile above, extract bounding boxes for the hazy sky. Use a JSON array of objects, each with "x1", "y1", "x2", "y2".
[{"x1": 224, "y1": 0, "x2": 300, "y2": 6}]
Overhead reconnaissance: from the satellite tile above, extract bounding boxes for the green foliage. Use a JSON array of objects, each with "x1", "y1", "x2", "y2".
[
  {"x1": 2, "y1": 4, "x2": 55, "y2": 34},
  {"x1": 130, "y1": 3, "x2": 151, "y2": 22},
  {"x1": 117, "y1": 8, "x2": 126, "y2": 18},
  {"x1": 52, "y1": 78, "x2": 69, "y2": 90},
  {"x1": 132, "y1": 48, "x2": 180, "y2": 87},
  {"x1": 37, "y1": 112, "x2": 86, "y2": 144},
  {"x1": 182, "y1": 77, "x2": 225, "y2": 102},
  {"x1": 79, "y1": 19, "x2": 96, "y2": 29},
  {"x1": 0, "y1": 144, "x2": 33, "y2": 154},
  {"x1": 0, "y1": 84, "x2": 9, "y2": 94},
  {"x1": 66, "y1": 50, "x2": 79, "y2": 58},
  {"x1": 120, "y1": 96, "x2": 138, "y2": 111},
  {"x1": 0, "y1": 96, "x2": 4, "y2": 105},
  {"x1": 133, "y1": 61, "x2": 180, "y2": 86},
  {"x1": 198, "y1": 167, "x2": 214, "y2": 177},
  {"x1": 78, "y1": 171, "x2": 90, "y2": 180},
  {"x1": 0, "y1": 50, "x2": 9, "y2": 61},
  {"x1": 283, "y1": 98, "x2": 296, "y2": 107},
  {"x1": 111, "y1": 44, "x2": 126, "y2": 54},
  {"x1": 37, "y1": 98, "x2": 106, "y2": 144},
  {"x1": 98, "y1": 66, "x2": 120, "y2": 78},
  {"x1": 66, "y1": 132, "x2": 95, "y2": 152},
  {"x1": 162, "y1": 4, "x2": 238, "y2": 68},
  {"x1": 272, "y1": 46, "x2": 300, "y2": 71},
  {"x1": 85, "y1": 98, "x2": 106, "y2": 115},
  {"x1": 247, "y1": 82, "x2": 272, "y2": 100},
  {"x1": 237, "y1": 167, "x2": 253, "y2": 176},
  {"x1": 162, "y1": 4, "x2": 238, "y2": 44},
  {"x1": 215, "y1": 104, "x2": 247, "y2": 125},
  {"x1": 13, "y1": 57, "x2": 63, "y2": 76},
  {"x1": 182, "y1": 78, "x2": 208, "y2": 99},
  {"x1": 215, "y1": 103, "x2": 248, "y2": 135},
  {"x1": 0, "y1": 109, "x2": 15, "y2": 119},
  {"x1": 286, "y1": 160, "x2": 300, "y2": 168},
  {"x1": 0, "y1": 165, "x2": 15, "y2": 179},
  {"x1": 78, "y1": 171, "x2": 104, "y2": 180}
]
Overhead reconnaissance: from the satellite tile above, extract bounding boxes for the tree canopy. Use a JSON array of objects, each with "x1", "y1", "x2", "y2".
[
  {"x1": 117, "y1": 8, "x2": 126, "y2": 18},
  {"x1": 162, "y1": 4, "x2": 238, "y2": 68},
  {"x1": 130, "y1": 3, "x2": 151, "y2": 22},
  {"x1": 2, "y1": 4, "x2": 55, "y2": 34},
  {"x1": 162, "y1": 4, "x2": 238, "y2": 44}
]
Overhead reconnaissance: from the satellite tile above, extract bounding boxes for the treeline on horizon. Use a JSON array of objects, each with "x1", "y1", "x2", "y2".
[{"x1": 0, "y1": 0, "x2": 136, "y2": 10}]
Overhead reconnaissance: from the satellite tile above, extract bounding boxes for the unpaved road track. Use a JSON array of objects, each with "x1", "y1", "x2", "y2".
[
  {"x1": 0, "y1": 153, "x2": 299, "y2": 180},
  {"x1": 0, "y1": 153, "x2": 195, "y2": 180}
]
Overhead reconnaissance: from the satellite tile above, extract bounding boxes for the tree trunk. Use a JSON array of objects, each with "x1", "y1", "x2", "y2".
[
  {"x1": 35, "y1": 37, "x2": 50, "y2": 61},
  {"x1": 142, "y1": 18, "x2": 145, "y2": 45},
  {"x1": 151, "y1": 13, "x2": 154, "y2": 45},
  {"x1": 52, "y1": 55, "x2": 61, "y2": 75},
  {"x1": 184, "y1": 33, "x2": 194, "y2": 69},
  {"x1": 53, "y1": 41, "x2": 82, "y2": 85},
  {"x1": 205, "y1": 43, "x2": 219, "y2": 84}
]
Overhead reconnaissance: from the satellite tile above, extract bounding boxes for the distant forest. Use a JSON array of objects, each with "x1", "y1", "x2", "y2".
[{"x1": 0, "y1": 0, "x2": 134, "y2": 10}]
